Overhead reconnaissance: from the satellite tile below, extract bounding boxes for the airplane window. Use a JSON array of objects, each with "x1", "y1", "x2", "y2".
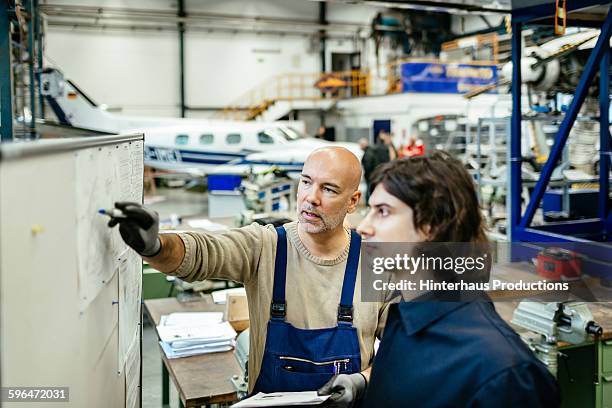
[
  {"x1": 226, "y1": 133, "x2": 242, "y2": 144},
  {"x1": 200, "y1": 134, "x2": 214, "y2": 145},
  {"x1": 175, "y1": 134, "x2": 189, "y2": 145},
  {"x1": 257, "y1": 132, "x2": 274, "y2": 144}
]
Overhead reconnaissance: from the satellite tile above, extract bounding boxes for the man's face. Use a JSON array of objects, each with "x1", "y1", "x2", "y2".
[{"x1": 297, "y1": 151, "x2": 360, "y2": 234}]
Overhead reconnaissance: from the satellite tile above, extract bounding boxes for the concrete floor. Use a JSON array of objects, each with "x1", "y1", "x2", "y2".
[{"x1": 142, "y1": 323, "x2": 167, "y2": 408}]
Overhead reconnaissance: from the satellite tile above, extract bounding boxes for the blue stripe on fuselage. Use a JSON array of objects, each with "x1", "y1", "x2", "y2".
[
  {"x1": 145, "y1": 146, "x2": 247, "y2": 165},
  {"x1": 235, "y1": 159, "x2": 305, "y2": 173},
  {"x1": 237, "y1": 159, "x2": 305, "y2": 168},
  {"x1": 144, "y1": 146, "x2": 306, "y2": 171}
]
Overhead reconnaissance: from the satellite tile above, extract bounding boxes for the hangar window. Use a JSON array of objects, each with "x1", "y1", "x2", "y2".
[
  {"x1": 226, "y1": 134, "x2": 242, "y2": 145},
  {"x1": 200, "y1": 134, "x2": 214, "y2": 145},
  {"x1": 257, "y1": 132, "x2": 275, "y2": 144},
  {"x1": 175, "y1": 134, "x2": 189, "y2": 145}
]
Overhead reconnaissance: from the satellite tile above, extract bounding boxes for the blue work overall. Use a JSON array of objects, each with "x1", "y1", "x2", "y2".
[{"x1": 252, "y1": 226, "x2": 362, "y2": 393}]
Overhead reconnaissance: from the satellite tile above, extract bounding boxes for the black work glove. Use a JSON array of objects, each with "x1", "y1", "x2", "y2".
[
  {"x1": 108, "y1": 202, "x2": 161, "y2": 257},
  {"x1": 318, "y1": 373, "x2": 367, "y2": 408}
]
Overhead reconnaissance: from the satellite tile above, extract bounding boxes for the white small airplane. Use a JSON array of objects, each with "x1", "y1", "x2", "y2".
[
  {"x1": 210, "y1": 138, "x2": 362, "y2": 177},
  {"x1": 40, "y1": 68, "x2": 361, "y2": 176}
]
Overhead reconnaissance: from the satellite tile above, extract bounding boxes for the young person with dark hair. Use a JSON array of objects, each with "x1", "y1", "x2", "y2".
[{"x1": 351, "y1": 151, "x2": 559, "y2": 407}]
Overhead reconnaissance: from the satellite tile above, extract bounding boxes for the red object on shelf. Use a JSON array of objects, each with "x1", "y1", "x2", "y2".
[
  {"x1": 536, "y1": 247, "x2": 581, "y2": 280},
  {"x1": 399, "y1": 141, "x2": 425, "y2": 158}
]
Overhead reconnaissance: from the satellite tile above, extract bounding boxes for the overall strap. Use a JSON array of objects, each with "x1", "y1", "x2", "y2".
[
  {"x1": 270, "y1": 226, "x2": 288, "y2": 320},
  {"x1": 338, "y1": 230, "x2": 361, "y2": 325}
]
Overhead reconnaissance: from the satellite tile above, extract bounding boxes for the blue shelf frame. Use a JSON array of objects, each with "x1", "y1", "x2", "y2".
[
  {"x1": 510, "y1": 1, "x2": 612, "y2": 245},
  {"x1": 0, "y1": 2, "x2": 13, "y2": 142}
]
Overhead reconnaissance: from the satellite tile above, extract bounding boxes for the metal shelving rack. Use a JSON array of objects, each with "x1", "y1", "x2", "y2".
[
  {"x1": 1, "y1": 1, "x2": 44, "y2": 142},
  {"x1": 510, "y1": 1, "x2": 612, "y2": 250}
]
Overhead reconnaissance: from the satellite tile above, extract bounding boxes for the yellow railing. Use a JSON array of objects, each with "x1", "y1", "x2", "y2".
[
  {"x1": 441, "y1": 32, "x2": 500, "y2": 64},
  {"x1": 219, "y1": 70, "x2": 370, "y2": 120}
]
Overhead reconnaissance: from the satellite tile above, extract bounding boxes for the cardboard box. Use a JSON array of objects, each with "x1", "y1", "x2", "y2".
[{"x1": 225, "y1": 293, "x2": 249, "y2": 332}]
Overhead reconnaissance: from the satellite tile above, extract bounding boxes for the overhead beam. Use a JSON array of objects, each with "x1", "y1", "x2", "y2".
[
  {"x1": 512, "y1": 0, "x2": 610, "y2": 23},
  {"x1": 38, "y1": 5, "x2": 367, "y2": 34},
  {"x1": 360, "y1": 0, "x2": 508, "y2": 14}
]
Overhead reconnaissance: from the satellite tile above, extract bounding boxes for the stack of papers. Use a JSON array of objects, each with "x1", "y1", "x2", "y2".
[
  {"x1": 157, "y1": 312, "x2": 237, "y2": 359},
  {"x1": 231, "y1": 392, "x2": 330, "y2": 407},
  {"x1": 160, "y1": 312, "x2": 224, "y2": 327}
]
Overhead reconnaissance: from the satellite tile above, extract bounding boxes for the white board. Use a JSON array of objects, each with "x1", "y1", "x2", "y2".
[{"x1": 0, "y1": 134, "x2": 144, "y2": 408}]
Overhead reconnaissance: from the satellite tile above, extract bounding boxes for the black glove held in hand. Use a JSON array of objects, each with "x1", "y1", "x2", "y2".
[
  {"x1": 318, "y1": 373, "x2": 367, "y2": 408},
  {"x1": 108, "y1": 202, "x2": 161, "y2": 257}
]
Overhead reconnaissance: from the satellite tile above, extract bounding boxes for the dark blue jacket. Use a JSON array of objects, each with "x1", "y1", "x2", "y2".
[{"x1": 361, "y1": 296, "x2": 560, "y2": 408}]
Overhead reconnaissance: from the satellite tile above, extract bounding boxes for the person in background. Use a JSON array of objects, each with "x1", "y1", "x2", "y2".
[
  {"x1": 354, "y1": 151, "x2": 560, "y2": 408},
  {"x1": 316, "y1": 126, "x2": 326, "y2": 139},
  {"x1": 372, "y1": 130, "x2": 389, "y2": 165},
  {"x1": 360, "y1": 135, "x2": 387, "y2": 205},
  {"x1": 378, "y1": 131, "x2": 397, "y2": 161},
  {"x1": 378, "y1": 130, "x2": 398, "y2": 163},
  {"x1": 358, "y1": 137, "x2": 369, "y2": 152}
]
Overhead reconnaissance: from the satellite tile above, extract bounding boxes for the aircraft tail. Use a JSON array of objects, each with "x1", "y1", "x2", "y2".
[{"x1": 40, "y1": 68, "x2": 118, "y2": 132}]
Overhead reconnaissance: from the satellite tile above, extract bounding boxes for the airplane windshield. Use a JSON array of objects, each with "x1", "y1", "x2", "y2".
[
  {"x1": 279, "y1": 126, "x2": 307, "y2": 141},
  {"x1": 263, "y1": 126, "x2": 307, "y2": 142}
]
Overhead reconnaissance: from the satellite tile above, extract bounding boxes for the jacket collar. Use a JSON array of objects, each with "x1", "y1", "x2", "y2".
[{"x1": 396, "y1": 291, "x2": 489, "y2": 335}]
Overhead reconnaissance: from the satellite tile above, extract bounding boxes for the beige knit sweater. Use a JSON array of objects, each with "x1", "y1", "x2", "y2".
[{"x1": 171, "y1": 221, "x2": 393, "y2": 392}]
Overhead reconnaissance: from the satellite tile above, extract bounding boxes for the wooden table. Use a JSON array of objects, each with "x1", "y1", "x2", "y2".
[{"x1": 144, "y1": 297, "x2": 241, "y2": 408}]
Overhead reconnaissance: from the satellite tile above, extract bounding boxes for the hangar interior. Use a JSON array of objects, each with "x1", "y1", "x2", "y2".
[{"x1": 2, "y1": 0, "x2": 612, "y2": 407}]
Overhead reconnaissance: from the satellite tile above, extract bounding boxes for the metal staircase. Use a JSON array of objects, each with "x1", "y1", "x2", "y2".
[{"x1": 218, "y1": 70, "x2": 370, "y2": 121}]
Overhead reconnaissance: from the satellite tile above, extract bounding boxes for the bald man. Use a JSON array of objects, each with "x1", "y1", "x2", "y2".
[{"x1": 109, "y1": 147, "x2": 392, "y2": 406}]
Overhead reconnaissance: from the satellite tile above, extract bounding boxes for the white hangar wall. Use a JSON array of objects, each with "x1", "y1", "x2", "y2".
[{"x1": 43, "y1": 0, "x2": 499, "y2": 121}]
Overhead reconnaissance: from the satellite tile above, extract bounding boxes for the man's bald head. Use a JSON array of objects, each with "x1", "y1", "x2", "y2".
[
  {"x1": 304, "y1": 147, "x2": 362, "y2": 192},
  {"x1": 297, "y1": 147, "x2": 363, "y2": 234}
]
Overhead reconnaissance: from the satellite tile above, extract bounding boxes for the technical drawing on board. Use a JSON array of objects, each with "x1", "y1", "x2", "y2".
[{"x1": 0, "y1": 134, "x2": 144, "y2": 408}]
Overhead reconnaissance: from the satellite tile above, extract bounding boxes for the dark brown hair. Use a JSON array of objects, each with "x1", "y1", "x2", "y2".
[{"x1": 369, "y1": 150, "x2": 488, "y2": 243}]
